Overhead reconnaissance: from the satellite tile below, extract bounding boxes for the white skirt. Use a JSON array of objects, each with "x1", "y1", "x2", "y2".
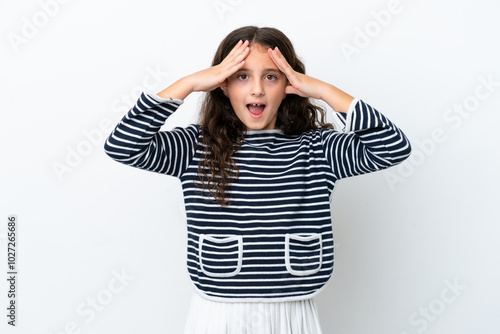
[{"x1": 184, "y1": 291, "x2": 324, "y2": 334}]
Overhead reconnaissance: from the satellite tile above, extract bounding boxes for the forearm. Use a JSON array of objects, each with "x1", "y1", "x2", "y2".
[
  {"x1": 156, "y1": 76, "x2": 194, "y2": 101},
  {"x1": 319, "y1": 83, "x2": 355, "y2": 114}
]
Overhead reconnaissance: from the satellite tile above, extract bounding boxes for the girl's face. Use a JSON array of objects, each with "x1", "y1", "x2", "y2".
[{"x1": 222, "y1": 43, "x2": 287, "y2": 131}]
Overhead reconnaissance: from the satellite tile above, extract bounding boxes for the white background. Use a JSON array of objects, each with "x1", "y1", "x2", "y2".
[{"x1": 1, "y1": 0, "x2": 499, "y2": 333}]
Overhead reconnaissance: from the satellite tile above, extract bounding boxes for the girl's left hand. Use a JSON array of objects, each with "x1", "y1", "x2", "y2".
[{"x1": 268, "y1": 46, "x2": 328, "y2": 100}]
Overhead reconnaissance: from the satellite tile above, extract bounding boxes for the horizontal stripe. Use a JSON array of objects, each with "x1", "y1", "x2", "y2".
[{"x1": 104, "y1": 91, "x2": 411, "y2": 302}]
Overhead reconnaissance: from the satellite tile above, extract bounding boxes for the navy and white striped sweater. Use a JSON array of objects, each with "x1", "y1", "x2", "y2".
[{"x1": 104, "y1": 91, "x2": 411, "y2": 302}]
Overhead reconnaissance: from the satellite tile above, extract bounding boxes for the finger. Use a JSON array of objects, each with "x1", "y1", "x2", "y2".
[
  {"x1": 267, "y1": 47, "x2": 281, "y2": 69},
  {"x1": 232, "y1": 41, "x2": 250, "y2": 62},
  {"x1": 220, "y1": 48, "x2": 248, "y2": 76},
  {"x1": 268, "y1": 47, "x2": 289, "y2": 72},
  {"x1": 227, "y1": 57, "x2": 246, "y2": 75},
  {"x1": 224, "y1": 40, "x2": 249, "y2": 64},
  {"x1": 219, "y1": 46, "x2": 249, "y2": 80},
  {"x1": 225, "y1": 40, "x2": 244, "y2": 59},
  {"x1": 268, "y1": 47, "x2": 296, "y2": 82},
  {"x1": 222, "y1": 44, "x2": 249, "y2": 72}
]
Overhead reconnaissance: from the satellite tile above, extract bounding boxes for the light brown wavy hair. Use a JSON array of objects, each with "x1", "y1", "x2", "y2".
[{"x1": 197, "y1": 26, "x2": 333, "y2": 206}]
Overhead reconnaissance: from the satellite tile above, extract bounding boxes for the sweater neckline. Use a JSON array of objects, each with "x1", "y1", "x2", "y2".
[
  {"x1": 242, "y1": 129, "x2": 284, "y2": 146},
  {"x1": 243, "y1": 129, "x2": 284, "y2": 136}
]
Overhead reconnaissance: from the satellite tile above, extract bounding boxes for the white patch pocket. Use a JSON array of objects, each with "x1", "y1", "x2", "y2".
[
  {"x1": 285, "y1": 233, "x2": 323, "y2": 276},
  {"x1": 198, "y1": 234, "x2": 243, "y2": 278}
]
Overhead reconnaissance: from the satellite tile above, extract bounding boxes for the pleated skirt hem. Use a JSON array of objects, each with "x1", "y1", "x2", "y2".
[{"x1": 184, "y1": 290, "x2": 324, "y2": 334}]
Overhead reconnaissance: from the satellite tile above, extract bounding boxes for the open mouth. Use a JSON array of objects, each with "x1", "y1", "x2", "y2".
[{"x1": 247, "y1": 104, "x2": 266, "y2": 119}]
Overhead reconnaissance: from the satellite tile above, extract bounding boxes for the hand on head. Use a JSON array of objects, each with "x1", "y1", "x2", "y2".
[
  {"x1": 267, "y1": 46, "x2": 326, "y2": 100},
  {"x1": 188, "y1": 39, "x2": 326, "y2": 101},
  {"x1": 187, "y1": 40, "x2": 250, "y2": 93}
]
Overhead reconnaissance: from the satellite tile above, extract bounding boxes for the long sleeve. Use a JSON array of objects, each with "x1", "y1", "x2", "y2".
[
  {"x1": 322, "y1": 98, "x2": 411, "y2": 180},
  {"x1": 104, "y1": 91, "x2": 200, "y2": 177}
]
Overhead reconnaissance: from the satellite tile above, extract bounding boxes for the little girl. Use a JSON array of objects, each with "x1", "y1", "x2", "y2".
[{"x1": 104, "y1": 26, "x2": 411, "y2": 334}]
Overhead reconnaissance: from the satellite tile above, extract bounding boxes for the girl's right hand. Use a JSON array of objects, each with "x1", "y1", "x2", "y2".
[{"x1": 187, "y1": 40, "x2": 250, "y2": 93}]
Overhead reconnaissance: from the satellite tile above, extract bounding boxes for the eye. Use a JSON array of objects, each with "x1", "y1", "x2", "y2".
[
  {"x1": 237, "y1": 74, "x2": 248, "y2": 80},
  {"x1": 266, "y1": 74, "x2": 277, "y2": 81}
]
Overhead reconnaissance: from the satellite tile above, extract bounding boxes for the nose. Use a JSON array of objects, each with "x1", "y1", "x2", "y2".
[{"x1": 250, "y1": 78, "x2": 264, "y2": 97}]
